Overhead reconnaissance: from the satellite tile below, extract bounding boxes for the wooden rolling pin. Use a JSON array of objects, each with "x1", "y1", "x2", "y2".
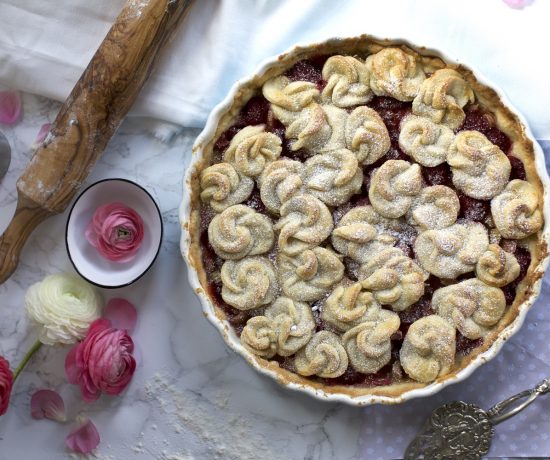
[{"x1": 0, "y1": 0, "x2": 193, "y2": 284}]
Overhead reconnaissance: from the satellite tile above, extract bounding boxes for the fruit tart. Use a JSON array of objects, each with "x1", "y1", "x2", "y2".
[{"x1": 182, "y1": 36, "x2": 548, "y2": 404}]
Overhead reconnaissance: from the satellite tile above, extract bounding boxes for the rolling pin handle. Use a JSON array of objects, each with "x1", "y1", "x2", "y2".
[{"x1": 0, "y1": 196, "x2": 52, "y2": 283}]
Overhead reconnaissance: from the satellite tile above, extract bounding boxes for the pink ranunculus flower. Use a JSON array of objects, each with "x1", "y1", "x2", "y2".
[
  {"x1": 65, "y1": 319, "x2": 136, "y2": 402},
  {"x1": 85, "y1": 202, "x2": 145, "y2": 263},
  {"x1": 0, "y1": 356, "x2": 14, "y2": 416}
]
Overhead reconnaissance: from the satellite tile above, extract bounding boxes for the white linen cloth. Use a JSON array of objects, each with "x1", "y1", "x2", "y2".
[{"x1": 0, "y1": 0, "x2": 550, "y2": 139}]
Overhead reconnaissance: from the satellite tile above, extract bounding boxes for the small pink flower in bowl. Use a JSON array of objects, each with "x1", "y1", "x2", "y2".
[
  {"x1": 85, "y1": 202, "x2": 144, "y2": 263},
  {"x1": 66, "y1": 178, "x2": 163, "y2": 288},
  {"x1": 65, "y1": 318, "x2": 136, "y2": 402}
]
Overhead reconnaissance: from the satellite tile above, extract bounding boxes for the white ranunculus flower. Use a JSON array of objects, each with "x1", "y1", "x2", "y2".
[{"x1": 25, "y1": 274, "x2": 102, "y2": 345}]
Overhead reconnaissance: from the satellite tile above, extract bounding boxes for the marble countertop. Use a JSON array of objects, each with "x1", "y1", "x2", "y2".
[{"x1": 1, "y1": 93, "x2": 550, "y2": 460}]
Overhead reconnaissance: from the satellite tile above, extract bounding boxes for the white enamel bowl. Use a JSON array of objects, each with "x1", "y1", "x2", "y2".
[{"x1": 67, "y1": 178, "x2": 163, "y2": 288}]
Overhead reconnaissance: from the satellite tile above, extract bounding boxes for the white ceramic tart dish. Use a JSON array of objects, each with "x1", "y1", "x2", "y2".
[{"x1": 179, "y1": 35, "x2": 550, "y2": 406}]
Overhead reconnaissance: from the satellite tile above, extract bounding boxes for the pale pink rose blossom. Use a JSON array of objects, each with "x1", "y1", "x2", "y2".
[
  {"x1": 65, "y1": 318, "x2": 136, "y2": 402},
  {"x1": 0, "y1": 90, "x2": 22, "y2": 125},
  {"x1": 65, "y1": 418, "x2": 100, "y2": 454},
  {"x1": 30, "y1": 389, "x2": 66, "y2": 422},
  {"x1": 85, "y1": 202, "x2": 144, "y2": 263}
]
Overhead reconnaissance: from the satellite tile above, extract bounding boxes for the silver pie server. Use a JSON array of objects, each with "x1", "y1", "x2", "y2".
[
  {"x1": 0, "y1": 131, "x2": 11, "y2": 180},
  {"x1": 405, "y1": 377, "x2": 550, "y2": 459}
]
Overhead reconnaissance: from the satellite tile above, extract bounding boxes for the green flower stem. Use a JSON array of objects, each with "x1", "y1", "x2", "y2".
[{"x1": 13, "y1": 340, "x2": 42, "y2": 382}]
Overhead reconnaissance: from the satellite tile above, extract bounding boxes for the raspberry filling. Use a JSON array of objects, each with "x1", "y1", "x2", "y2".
[{"x1": 200, "y1": 60, "x2": 529, "y2": 387}]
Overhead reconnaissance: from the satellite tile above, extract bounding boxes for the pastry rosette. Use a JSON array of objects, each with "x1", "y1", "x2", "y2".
[
  {"x1": 200, "y1": 162, "x2": 254, "y2": 212},
  {"x1": 359, "y1": 248, "x2": 428, "y2": 312},
  {"x1": 412, "y1": 69, "x2": 474, "y2": 129},
  {"x1": 295, "y1": 331, "x2": 348, "y2": 378},
  {"x1": 275, "y1": 194, "x2": 333, "y2": 256},
  {"x1": 321, "y1": 55, "x2": 372, "y2": 107},
  {"x1": 278, "y1": 247, "x2": 344, "y2": 302},
  {"x1": 369, "y1": 160, "x2": 423, "y2": 218},
  {"x1": 432, "y1": 279, "x2": 506, "y2": 340},
  {"x1": 491, "y1": 179, "x2": 543, "y2": 239},
  {"x1": 321, "y1": 282, "x2": 381, "y2": 332},
  {"x1": 414, "y1": 222, "x2": 489, "y2": 278},
  {"x1": 342, "y1": 309, "x2": 400, "y2": 374},
  {"x1": 208, "y1": 205, "x2": 274, "y2": 260},
  {"x1": 221, "y1": 256, "x2": 279, "y2": 310},
  {"x1": 400, "y1": 315, "x2": 456, "y2": 383},
  {"x1": 331, "y1": 206, "x2": 399, "y2": 263},
  {"x1": 241, "y1": 297, "x2": 315, "y2": 358},
  {"x1": 366, "y1": 47, "x2": 426, "y2": 101}
]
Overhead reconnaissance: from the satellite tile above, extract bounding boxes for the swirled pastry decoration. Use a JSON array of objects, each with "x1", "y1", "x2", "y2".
[
  {"x1": 398, "y1": 114, "x2": 455, "y2": 167},
  {"x1": 320, "y1": 104, "x2": 348, "y2": 152},
  {"x1": 331, "y1": 205, "x2": 398, "y2": 263},
  {"x1": 344, "y1": 106, "x2": 391, "y2": 165},
  {"x1": 400, "y1": 315, "x2": 456, "y2": 383},
  {"x1": 240, "y1": 297, "x2": 315, "y2": 358},
  {"x1": 285, "y1": 103, "x2": 332, "y2": 152},
  {"x1": 412, "y1": 68, "x2": 475, "y2": 129},
  {"x1": 365, "y1": 47, "x2": 426, "y2": 101},
  {"x1": 408, "y1": 185, "x2": 460, "y2": 230},
  {"x1": 240, "y1": 316, "x2": 278, "y2": 358},
  {"x1": 432, "y1": 279, "x2": 506, "y2": 340},
  {"x1": 321, "y1": 55, "x2": 372, "y2": 107},
  {"x1": 491, "y1": 179, "x2": 543, "y2": 239},
  {"x1": 476, "y1": 244, "x2": 520, "y2": 287},
  {"x1": 414, "y1": 222, "x2": 489, "y2": 278},
  {"x1": 369, "y1": 160, "x2": 423, "y2": 218},
  {"x1": 304, "y1": 149, "x2": 363, "y2": 206},
  {"x1": 220, "y1": 256, "x2": 279, "y2": 311},
  {"x1": 295, "y1": 331, "x2": 348, "y2": 378},
  {"x1": 342, "y1": 309, "x2": 400, "y2": 374},
  {"x1": 208, "y1": 205, "x2": 274, "y2": 260},
  {"x1": 278, "y1": 247, "x2": 344, "y2": 302},
  {"x1": 262, "y1": 75, "x2": 320, "y2": 125},
  {"x1": 321, "y1": 282, "x2": 381, "y2": 332},
  {"x1": 359, "y1": 248, "x2": 428, "y2": 311},
  {"x1": 223, "y1": 125, "x2": 282, "y2": 178},
  {"x1": 259, "y1": 159, "x2": 305, "y2": 214},
  {"x1": 264, "y1": 297, "x2": 315, "y2": 356},
  {"x1": 275, "y1": 194, "x2": 334, "y2": 256},
  {"x1": 200, "y1": 162, "x2": 254, "y2": 212},
  {"x1": 447, "y1": 130, "x2": 511, "y2": 200}
]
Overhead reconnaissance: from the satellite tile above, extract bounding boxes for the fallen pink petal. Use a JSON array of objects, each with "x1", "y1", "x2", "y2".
[
  {"x1": 30, "y1": 389, "x2": 66, "y2": 422},
  {"x1": 503, "y1": 0, "x2": 534, "y2": 9},
  {"x1": 0, "y1": 90, "x2": 22, "y2": 125},
  {"x1": 104, "y1": 298, "x2": 138, "y2": 333},
  {"x1": 65, "y1": 418, "x2": 100, "y2": 454},
  {"x1": 31, "y1": 123, "x2": 52, "y2": 149}
]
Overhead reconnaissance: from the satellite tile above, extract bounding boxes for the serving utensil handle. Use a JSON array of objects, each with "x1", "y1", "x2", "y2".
[
  {"x1": 487, "y1": 378, "x2": 550, "y2": 425},
  {"x1": 0, "y1": 0, "x2": 193, "y2": 284}
]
